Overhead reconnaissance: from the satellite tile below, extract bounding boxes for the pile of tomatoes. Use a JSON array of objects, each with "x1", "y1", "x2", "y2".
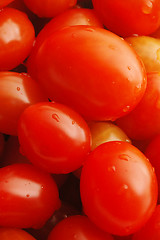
[{"x1": 1, "y1": 0, "x2": 160, "y2": 239}]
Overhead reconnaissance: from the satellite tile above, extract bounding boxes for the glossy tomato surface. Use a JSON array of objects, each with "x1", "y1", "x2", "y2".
[
  {"x1": 132, "y1": 205, "x2": 160, "y2": 240},
  {"x1": 0, "y1": 8, "x2": 35, "y2": 70},
  {"x1": 92, "y1": 0, "x2": 160, "y2": 37},
  {"x1": 27, "y1": 8, "x2": 103, "y2": 79},
  {"x1": 48, "y1": 215, "x2": 114, "y2": 240},
  {"x1": 23, "y1": 0, "x2": 77, "y2": 17},
  {"x1": 30, "y1": 25, "x2": 147, "y2": 121},
  {"x1": 18, "y1": 102, "x2": 91, "y2": 174},
  {"x1": 0, "y1": 228, "x2": 36, "y2": 240},
  {"x1": 0, "y1": 71, "x2": 47, "y2": 136},
  {"x1": 117, "y1": 72, "x2": 160, "y2": 140},
  {"x1": 80, "y1": 141, "x2": 158, "y2": 236},
  {"x1": 0, "y1": 164, "x2": 60, "y2": 228}
]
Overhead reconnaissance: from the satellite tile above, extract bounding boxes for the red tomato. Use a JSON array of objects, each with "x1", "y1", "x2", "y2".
[
  {"x1": 0, "y1": 228, "x2": 36, "y2": 240},
  {"x1": 117, "y1": 72, "x2": 160, "y2": 140},
  {"x1": 27, "y1": 8, "x2": 103, "y2": 79},
  {"x1": 23, "y1": 0, "x2": 77, "y2": 17},
  {"x1": 48, "y1": 215, "x2": 114, "y2": 240},
  {"x1": 0, "y1": 8, "x2": 35, "y2": 70},
  {"x1": 92, "y1": 0, "x2": 160, "y2": 37},
  {"x1": 0, "y1": 164, "x2": 60, "y2": 228},
  {"x1": 132, "y1": 205, "x2": 160, "y2": 240},
  {"x1": 0, "y1": 0, "x2": 14, "y2": 8},
  {"x1": 29, "y1": 25, "x2": 147, "y2": 121},
  {"x1": 80, "y1": 141, "x2": 158, "y2": 236},
  {"x1": 18, "y1": 102, "x2": 91, "y2": 174},
  {"x1": 0, "y1": 72, "x2": 47, "y2": 136}
]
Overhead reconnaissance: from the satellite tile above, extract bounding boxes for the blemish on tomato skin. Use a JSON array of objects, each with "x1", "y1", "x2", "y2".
[{"x1": 52, "y1": 114, "x2": 60, "y2": 122}]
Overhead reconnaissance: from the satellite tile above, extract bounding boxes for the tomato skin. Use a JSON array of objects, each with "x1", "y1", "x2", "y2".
[
  {"x1": 23, "y1": 0, "x2": 77, "y2": 18},
  {"x1": 48, "y1": 215, "x2": 114, "y2": 240},
  {"x1": 30, "y1": 25, "x2": 147, "y2": 121},
  {"x1": 0, "y1": 164, "x2": 60, "y2": 228},
  {"x1": 80, "y1": 141, "x2": 158, "y2": 236},
  {"x1": 117, "y1": 72, "x2": 160, "y2": 140},
  {"x1": 0, "y1": 0, "x2": 14, "y2": 8},
  {"x1": 132, "y1": 205, "x2": 160, "y2": 240},
  {"x1": 27, "y1": 8, "x2": 103, "y2": 79},
  {"x1": 0, "y1": 228, "x2": 36, "y2": 240},
  {"x1": 92, "y1": 0, "x2": 160, "y2": 37},
  {"x1": 18, "y1": 102, "x2": 91, "y2": 174},
  {"x1": 0, "y1": 72, "x2": 47, "y2": 136},
  {"x1": 0, "y1": 8, "x2": 35, "y2": 70}
]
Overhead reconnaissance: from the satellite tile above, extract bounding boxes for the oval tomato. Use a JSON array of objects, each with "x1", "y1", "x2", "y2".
[
  {"x1": 0, "y1": 8, "x2": 35, "y2": 70},
  {"x1": 29, "y1": 25, "x2": 147, "y2": 121},
  {"x1": 18, "y1": 102, "x2": 91, "y2": 174},
  {"x1": 92, "y1": 0, "x2": 160, "y2": 37},
  {"x1": 48, "y1": 215, "x2": 114, "y2": 240},
  {"x1": 0, "y1": 71, "x2": 47, "y2": 136},
  {"x1": 0, "y1": 228, "x2": 36, "y2": 240},
  {"x1": 80, "y1": 141, "x2": 158, "y2": 236},
  {"x1": 23, "y1": 0, "x2": 77, "y2": 18},
  {"x1": 0, "y1": 164, "x2": 60, "y2": 228}
]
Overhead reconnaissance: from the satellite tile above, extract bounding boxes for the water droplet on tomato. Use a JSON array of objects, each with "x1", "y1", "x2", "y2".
[
  {"x1": 123, "y1": 105, "x2": 130, "y2": 113},
  {"x1": 17, "y1": 87, "x2": 20, "y2": 91},
  {"x1": 52, "y1": 114, "x2": 60, "y2": 122},
  {"x1": 85, "y1": 28, "x2": 94, "y2": 32},
  {"x1": 72, "y1": 120, "x2": 75, "y2": 125},
  {"x1": 142, "y1": 0, "x2": 153, "y2": 14},
  {"x1": 119, "y1": 154, "x2": 130, "y2": 161},
  {"x1": 127, "y1": 66, "x2": 131, "y2": 70},
  {"x1": 108, "y1": 166, "x2": 116, "y2": 172},
  {"x1": 26, "y1": 194, "x2": 30, "y2": 198}
]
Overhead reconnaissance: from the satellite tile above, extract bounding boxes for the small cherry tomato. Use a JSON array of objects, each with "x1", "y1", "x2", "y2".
[
  {"x1": 48, "y1": 215, "x2": 114, "y2": 240},
  {"x1": 0, "y1": 71, "x2": 47, "y2": 136},
  {"x1": 92, "y1": 0, "x2": 160, "y2": 37},
  {"x1": 117, "y1": 72, "x2": 160, "y2": 140},
  {"x1": 18, "y1": 102, "x2": 91, "y2": 174},
  {"x1": 0, "y1": 228, "x2": 36, "y2": 240},
  {"x1": 0, "y1": 8, "x2": 35, "y2": 70},
  {"x1": 22, "y1": 0, "x2": 77, "y2": 18},
  {"x1": 0, "y1": 164, "x2": 61, "y2": 228},
  {"x1": 80, "y1": 141, "x2": 158, "y2": 236},
  {"x1": 30, "y1": 25, "x2": 147, "y2": 121}
]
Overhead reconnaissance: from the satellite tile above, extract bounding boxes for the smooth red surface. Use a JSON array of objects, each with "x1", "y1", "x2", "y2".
[
  {"x1": 0, "y1": 0, "x2": 14, "y2": 8},
  {"x1": 30, "y1": 25, "x2": 147, "y2": 121},
  {"x1": 117, "y1": 72, "x2": 160, "y2": 140},
  {"x1": 18, "y1": 102, "x2": 91, "y2": 174},
  {"x1": 23, "y1": 0, "x2": 77, "y2": 17},
  {"x1": 80, "y1": 141, "x2": 158, "y2": 236},
  {"x1": 48, "y1": 215, "x2": 114, "y2": 240},
  {"x1": 0, "y1": 164, "x2": 60, "y2": 228},
  {"x1": 132, "y1": 205, "x2": 160, "y2": 240},
  {"x1": 0, "y1": 8, "x2": 35, "y2": 70},
  {"x1": 0, "y1": 72, "x2": 47, "y2": 136},
  {"x1": 0, "y1": 228, "x2": 36, "y2": 240},
  {"x1": 92, "y1": 0, "x2": 160, "y2": 37},
  {"x1": 27, "y1": 8, "x2": 103, "y2": 79}
]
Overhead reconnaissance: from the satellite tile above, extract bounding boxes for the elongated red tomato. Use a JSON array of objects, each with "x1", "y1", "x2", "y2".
[
  {"x1": 0, "y1": 8, "x2": 35, "y2": 70},
  {"x1": 0, "y1": 228, "x2": 36, "y2": 240},
  {"x1": 92, "y1": 0, "x2": 160, "y2": 37},
  {"x1": 48, "y1": 215, "x2": 114, "y2": 240},
  {"x1": 23, "y1": 0, "x2": 77, "y2": 17},
  {"x1": 0, "y1": 72, "x2": 47, "y2": 136},
  {"x1": 30, "y1": 25, "x2": 147, "y2": 121},
  {"x1": 80, "y1": 141, "x2": 158, "y2": 236},
  {"x1": 18, "y1": 102, "x2": 91, "y2": 174},
  {"x1": 0, "y1": 164, "x2": 60, "y2": 228}
]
